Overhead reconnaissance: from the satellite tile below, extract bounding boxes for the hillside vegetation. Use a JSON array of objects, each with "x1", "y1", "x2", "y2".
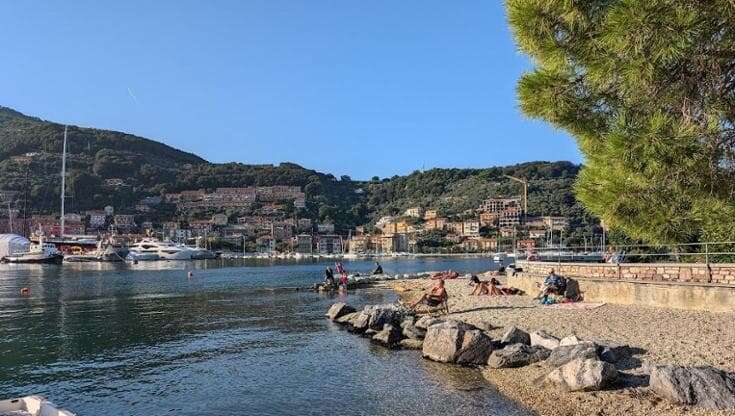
[{"x1": 0, "y1": 106, "x2": 599, "y2": 243}]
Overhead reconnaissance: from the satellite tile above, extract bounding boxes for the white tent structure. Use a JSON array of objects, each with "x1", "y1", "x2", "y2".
[{"x1": 0, "y1": 234, "x2": 31, "y2": 259}]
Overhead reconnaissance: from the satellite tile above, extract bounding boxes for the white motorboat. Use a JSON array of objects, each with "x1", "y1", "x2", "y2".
[
  {"x1": 0, "y1": 395, "x2": 75, "y2": 416},
  {"x1": 127, "y1": 238, "x2": 196, "y2": 261},
  {"x1": 1, "y1": 236, "x2": 63, "y2": 264},
  {"x1": 492, "y1": 252, "x2": 508, "y2": 263}
]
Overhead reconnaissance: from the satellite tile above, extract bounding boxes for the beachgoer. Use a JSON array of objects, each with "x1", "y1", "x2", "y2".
[
  {"x1": 534, "y1": 269, "x2": 565, "y2": 300},
  {"x1": 335, "y1": 262, "x2": 346, "y2": 275},
  {"x1": 373, "y1": 262, "x2": 384, "y2": 275},
  {"x1": 431, "y1": 270, "x2": 459, "y2": 280},
  {"x1": 338, "y1": 273, "x2": 349, "y2": 290},
  {"x1": 469, "y1": 275, "x2": 489, "y2": 295},
  {"x1": 409, "y1": 279, "x2": 447, "y2": 309},
  {"x1": 324, "y1": 267, "x2": 335, "y2": 288}
]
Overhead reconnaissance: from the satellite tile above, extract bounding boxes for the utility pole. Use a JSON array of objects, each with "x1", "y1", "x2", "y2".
[{"x1": 503, "y1": 175, "x2": 528, "y2": 224}]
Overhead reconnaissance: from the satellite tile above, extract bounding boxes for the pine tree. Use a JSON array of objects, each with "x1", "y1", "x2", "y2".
[{"x1": 507, "y1": 0, "x2": 735, "y2": 244}]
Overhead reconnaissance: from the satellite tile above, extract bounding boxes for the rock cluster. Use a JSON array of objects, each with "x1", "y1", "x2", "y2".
[
  {"x1": 327, "y1": 303, "x2": 735, "y2": 411},
  {"x1": 328, "y1": 303, "x2": 423, "y2": 348}
]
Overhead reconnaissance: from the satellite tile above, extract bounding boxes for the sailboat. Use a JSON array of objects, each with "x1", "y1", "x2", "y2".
[{"x1": 6, "y1": 127, "x2": 68, "y2": 264}]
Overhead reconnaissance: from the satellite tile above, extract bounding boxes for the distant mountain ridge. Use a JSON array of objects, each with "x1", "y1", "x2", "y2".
[
  {"x1": 0, "y1": 106, "x2": 205, "y2": 167},
  {"x1": 0, "y1": 105, "x2": 597, "y2": 243}
]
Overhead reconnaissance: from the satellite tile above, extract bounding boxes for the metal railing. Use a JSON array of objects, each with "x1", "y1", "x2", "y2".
[{"x1": 521, "y1": 241, "x2": 735, "y2": 265}]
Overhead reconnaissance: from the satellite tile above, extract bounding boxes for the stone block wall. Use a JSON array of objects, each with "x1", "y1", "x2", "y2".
[{"x1": 516, "y1": 261, "x2": 735, "y2": 286}]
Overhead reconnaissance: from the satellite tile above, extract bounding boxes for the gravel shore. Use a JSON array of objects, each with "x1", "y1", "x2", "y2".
[{"x1": 390, "y1": 277, "x2": 735, "y2": 416}]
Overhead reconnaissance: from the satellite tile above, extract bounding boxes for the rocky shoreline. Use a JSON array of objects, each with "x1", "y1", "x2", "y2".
[{"x1": 326, "y1": 279, "x2": 735, "y2": 416}]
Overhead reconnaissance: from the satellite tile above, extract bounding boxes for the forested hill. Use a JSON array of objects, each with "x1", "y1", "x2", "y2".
[{"x1": 0, "y1": 106, "x2": 596, "y2": 239}]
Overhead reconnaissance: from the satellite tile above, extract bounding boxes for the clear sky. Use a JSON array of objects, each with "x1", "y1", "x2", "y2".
[{"x1": 1, "y1": 1, "x2": 581, "y2": 179}]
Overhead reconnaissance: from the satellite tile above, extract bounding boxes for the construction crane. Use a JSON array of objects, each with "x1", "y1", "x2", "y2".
[{"x1": 503, "y1": 174, "x2": 528, "y2": 224}]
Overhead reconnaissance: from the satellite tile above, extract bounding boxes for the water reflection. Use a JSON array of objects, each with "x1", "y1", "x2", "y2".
[{"x1": 0, "y1": 259, "x2": 526, "y2": 416}]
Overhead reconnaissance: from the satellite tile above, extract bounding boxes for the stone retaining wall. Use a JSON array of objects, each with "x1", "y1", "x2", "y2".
[
  {"x1": 513, "y1": 261, "x2": 735, "y2": 312},
  {"x1": 516, "y1": 261, "x2": 735, "y2": 285}
]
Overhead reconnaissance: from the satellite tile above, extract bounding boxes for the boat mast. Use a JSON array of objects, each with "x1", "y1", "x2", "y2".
[{"x1": 60, "y1": 125, "x2": 67, "y2": 236}]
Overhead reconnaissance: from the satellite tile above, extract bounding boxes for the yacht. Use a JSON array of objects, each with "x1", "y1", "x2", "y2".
[
  {"x1": 188, "y1": 238, "x2": 218, "y2": 260},
  {"x1": 64, "y1": 240, "x2": 124, "y2": 263},
  {"x1": 0, "y1": 395, "x2": 75, "y2": 416},
  {"x1": 127, "y1": 238, "x2": 196, "y2": 261},
  {"x1": 1, "y1": 236, "x2": 63, "y2": 264}
]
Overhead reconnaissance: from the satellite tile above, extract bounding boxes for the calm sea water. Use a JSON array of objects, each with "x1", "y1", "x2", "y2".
[{"x1": 0, "y1": 257, "x2": 530, "y2": 416}]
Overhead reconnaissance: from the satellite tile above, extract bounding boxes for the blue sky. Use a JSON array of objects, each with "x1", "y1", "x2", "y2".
[{"x1": 1, "y1": 1, "x2": 581, "y2": 179}]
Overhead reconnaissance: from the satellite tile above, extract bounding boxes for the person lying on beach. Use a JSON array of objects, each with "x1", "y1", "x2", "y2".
[
  {"x1": 431, "y1": 270, "x2": 459, "y2": 280},
  {"x1": 469, "y1": 275, "x2": 490, "y2": 296},
  {"x1": 408, "y1": 279, "x2": 447, "y2": 309}
]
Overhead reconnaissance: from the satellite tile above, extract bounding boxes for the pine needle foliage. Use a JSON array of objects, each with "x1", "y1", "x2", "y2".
[{"x1": 507, "y1": 0, "x2": 735, "y2": 244}]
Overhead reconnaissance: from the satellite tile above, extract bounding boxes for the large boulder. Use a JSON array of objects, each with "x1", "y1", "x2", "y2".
[
  {"x1": 351, "y1": 311, "x2": 371, "y2": 333},
  {"x1": 422, "y1": 320, "x2": 476, "y2": 363},
  {"x1": 326, "y1": 303, "x2": 356, "y2": 321},
  {"x1": 455, "y1": 330, "x2": 495, "y2": 366},
  {"x1": 402, "y1": 323, "x2": 426, "y2": 340},
  {"x1": 487, "y1": 343, "x2": 551, "y2": 368},
  {"x1": 366, "y1": 304, "x2": 410, "y2": 331},
  {"x1": 530, "y1": 330, "x2": 560, "y2": 350},
  {"x1": 546, "y1": 342, "x2": 599, "y2": 368},
  {"x1": 335, "y1": 312, "x2": 357, "y2": 325},
  {"x1": 415, "y1": 316, "x2": 442, "y2": 330},
  {"x1": 501, "y1": 326, "x2": 531, "y2": 345},
  {"x1": 372, "y1": 324, "x2": 402, "y2": 347},
  {"x1": 649, "y1": 365, "x2": 735, "y2": 410},
  {"x1": 545, "y1": 358, "x2": 618, "y2": 392},
  {"x1": 559, "y1": 335, "x2": 584, "y2": 346}
]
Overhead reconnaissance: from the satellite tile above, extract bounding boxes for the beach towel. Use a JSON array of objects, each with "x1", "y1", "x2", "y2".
[{"x1": 545, "y1": 302, "x2": 606, "y2": 310}]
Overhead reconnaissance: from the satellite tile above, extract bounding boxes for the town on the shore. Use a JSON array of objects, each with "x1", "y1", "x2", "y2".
[{"x1": 0, "y1": 183, "x2": 571, "y2": 256}]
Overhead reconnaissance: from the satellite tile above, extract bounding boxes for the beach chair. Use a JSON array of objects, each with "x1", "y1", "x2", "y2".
[{"x1": 415, "y1": 293, "x2": 450, "y2": 316}]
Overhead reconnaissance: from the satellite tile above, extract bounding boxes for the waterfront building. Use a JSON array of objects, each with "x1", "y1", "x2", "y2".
[
  {"x1": 85, "y1": 211, "x2": 108, "y2": 230},
  {"x1": 294, "y1": 234, "x2": 313, "y2": 254},
  {"x1": 461, "y1": 237, "x2": 497, "y2": 252},
  {"x1": 317, "y1": 235, "x2": 342, "y2": 254},
  {"x1": 348, "y1": 235, "x2": 370, "y2": 254}
]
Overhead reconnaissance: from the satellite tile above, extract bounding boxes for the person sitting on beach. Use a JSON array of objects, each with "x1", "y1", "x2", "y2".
[
  {"x1": 409, "y1": 279, "x2": 447, "y2": 309},
  {"x1": 324, "y1": 267, "x2": 336, "y2": 288},
  {"x1": 534, "y1": 269, "x2": 566, "y2": 300},
  {"x1": 373, "y1": 262, "x2": 384, "y2": 275}
]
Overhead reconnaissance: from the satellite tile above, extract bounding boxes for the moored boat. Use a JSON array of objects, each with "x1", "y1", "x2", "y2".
[
  {"x1": 1, "y1": 236, "x2": 63, "y2": 264},
  {"x1": 0, "y1": 395, "x2": 75, "y2": 416}
]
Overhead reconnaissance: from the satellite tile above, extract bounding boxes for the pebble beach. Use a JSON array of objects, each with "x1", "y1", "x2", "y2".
[{"x1": 389, "y1": 276, "x2": 735, "y2": 416}]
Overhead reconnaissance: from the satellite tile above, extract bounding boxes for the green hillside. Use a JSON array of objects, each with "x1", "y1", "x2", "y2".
[{"x1": 0, "y1": 106, "x2": 599, "y2": 243}]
